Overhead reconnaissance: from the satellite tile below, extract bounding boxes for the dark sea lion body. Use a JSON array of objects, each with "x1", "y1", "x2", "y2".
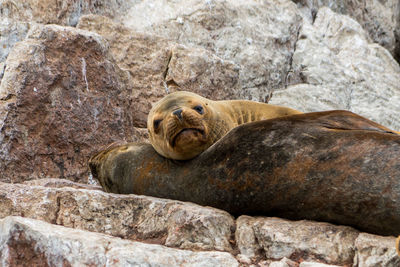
[{"x1": 90, "y1": 110, "x2": 400, "y2": 236}]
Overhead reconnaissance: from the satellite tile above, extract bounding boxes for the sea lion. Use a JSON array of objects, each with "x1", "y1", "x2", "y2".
[
  {"x1": 147, "y1": 91, "x2": 302, "y2": 160},
  {"x1": 90, "y1": 110, "x2": 400, "y2": 236}
]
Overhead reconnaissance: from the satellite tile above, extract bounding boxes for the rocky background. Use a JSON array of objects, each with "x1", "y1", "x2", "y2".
[{"x1": 0, "y1": 0, "x2": 399, "y2": 266}]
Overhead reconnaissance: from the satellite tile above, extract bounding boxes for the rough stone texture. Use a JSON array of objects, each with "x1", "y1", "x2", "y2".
[
  {"x1": 0, "y1": 19, "x2": 32, "y2": 64},
  {"x1": 22, "y1": 178, "x2": 102, "y2": 190},
  {"x1": 299, "y1": 262, "x2": 341, "y2": 267},
  {"x1": 0, "y1": 0, "x2": 130, "y2": 26},
  {"x1": 0, "y1": 216, "x2": 239, "y2": 267},
  {"x1": 0, "y1": 181, "x2": 234, "y2": 252},
  {"x1": 353, "y1": 233, "x2": 400, "y2": 267},
  {"x1": 270, "y1": 7, "x2": 400, "y2": 131},
  {"x1": 120, "y1": 0, "x2": 303, "y2": 102},
  {"x1": 236, "y1": 216, "x2": 358, "y2": 265},
  {"x1": 77, "y1": 14, "x2": 241, "y2": 127},
  {"x1": 293, "y1": 0, "x2": 400, "y2": 61},
  {"x1": 0, "y1": 24, "x2": 148, "y2": 183}
]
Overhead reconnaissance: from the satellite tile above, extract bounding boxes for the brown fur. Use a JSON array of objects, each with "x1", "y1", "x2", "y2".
[{"x1": 147, "y1": 91, "x2": 302, "y2": 160}]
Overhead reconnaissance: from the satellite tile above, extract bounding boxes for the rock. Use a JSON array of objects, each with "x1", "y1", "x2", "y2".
[
  {"x1": 269, "y1": 257, "x2": 298, "y2": 267},
  {"x1": 293, "y1": 0, "x2": 399, "y2": 61},
  {"x1": 77, "y1": 14, "x2": 241, "y2": 127},
  {"x1": 270, "y1": 7, "x2": 400, "y2": 131},
  {"x1": 299, "y1": 262, "x2": 341, "y2": 267},
  {"x1": 236, "y1": 216, "x2": 358, "y2": 265},
  {"x1": 0, "y1": 216, "x2": 239, "y2": 266},
  {"x1": 0, "y1": 24, "x2": 147, "y2": 183},
  {"x1": 0, "y1": 19, "x2": 32, "y2": 64},
  {"x1": 90, "y1": 111, "x2": 400, "y2": 236},
  {"x1": 0, "y1": 0, "x2": 130, "y2": 26},
  {"x1": 22, "y1": 178, "x2": 102, "y2": 190},
  {"x1": 120, "y1": 0, "x2": 303, "y2": 101},
  {"x1": 353, "y1": 233, "x2": 400, "y2": 267},
  {"x1": 0, "y1": 180, "x2": 234, "y2": 252}
]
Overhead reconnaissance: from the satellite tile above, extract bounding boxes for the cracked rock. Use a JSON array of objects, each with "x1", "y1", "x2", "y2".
[
  {"x1": 0, "y1": 216, "x2": 239, "y2": 266},
  {"x1": 0, "y1": 24, "x2": 147, "y2": 183},
  {"x1": 270, "y1": 7, "x2": 400, "y2": 131},
  {"x1": 0, "y1": 180, "x2": 234, "y2": 252}
]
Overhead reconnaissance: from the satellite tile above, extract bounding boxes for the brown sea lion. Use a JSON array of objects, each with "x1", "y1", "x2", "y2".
[
  {"x1": 147, "y1": 91, "x2": 302, "y2": 160},
  {"x1": 90, "y1": 110, "x2": 400, "y2": 236},
  {"x1": 397, "y1": 236, "x2": 400, "y2": 255}
]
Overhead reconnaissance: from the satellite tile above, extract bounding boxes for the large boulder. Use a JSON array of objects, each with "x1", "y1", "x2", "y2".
[
  {"x1": 119, "y1": 0, "x2": 303, "y2": 101},
  {"x1": 293, "y1": 0, "x2": 400, "y2": 62},
  {"x1": 0, "y1": 24, "x2": 146, "y2": 183},
  {"x1": 270, "y1": 7, "x2": 400, "y2": 131},
  {"x1": 0, "y1": 181, "x2": 235, "y2": 252},
  {"x1": 0, "y1": 216, "x2": 239, "y2": 266}
]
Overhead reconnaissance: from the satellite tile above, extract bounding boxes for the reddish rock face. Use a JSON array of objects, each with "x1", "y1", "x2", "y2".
[{"x1": 0, "y1": 25, "x2": 147, "y2": 183}]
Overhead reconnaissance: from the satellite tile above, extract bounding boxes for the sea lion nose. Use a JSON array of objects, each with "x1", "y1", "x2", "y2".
[{"x1": 173, "y1": 109, "x2": 183, "y2": 120}]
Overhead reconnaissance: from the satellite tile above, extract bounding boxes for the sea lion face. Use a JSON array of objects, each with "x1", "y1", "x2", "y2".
[{"x1": 148, "y1": 91, "x2": 214, "y2": 160}]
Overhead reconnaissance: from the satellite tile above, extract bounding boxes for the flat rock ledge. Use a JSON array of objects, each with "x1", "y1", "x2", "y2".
[{"x1": 0, "y1": 179, "x2": 399, "y2": 266}]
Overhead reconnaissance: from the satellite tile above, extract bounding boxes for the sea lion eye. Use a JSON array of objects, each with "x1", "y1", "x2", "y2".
[
  {"x1": 153, "y1": 119, "x2": 162, "y2": 130},
  {"x1": 193, "y1": 105, "x2": 204, "y2": 114}
]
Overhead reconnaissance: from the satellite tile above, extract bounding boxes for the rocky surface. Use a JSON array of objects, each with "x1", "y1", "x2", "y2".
[
  {"x1": 0, "y1": 24, "x2": 147, "y2": 183},
  {"x1": 120, "y1": 0, "x2": 303, "y2": 102},
  {"x1": 1, "y1": 0, "x2": 400, "y2": 265},
  {"x1": 0, "y1": 179, "x2": 399, "y2": 266},
  {"x1": 0, "y1": 216, "x2": 239, "y2": 267},
  {"x1": 0, "y1": 181, "x2": 235, "y2": 252},
  {"x1": 270, "y1": 7, "x2": 400, "y2": 131}
]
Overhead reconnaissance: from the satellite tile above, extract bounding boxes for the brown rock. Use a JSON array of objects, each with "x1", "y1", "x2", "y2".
[
  {"x1": 77, "y1": 14, "x2": 241, "y2": 127},
  {"x1": 0, "y1": 24, "x2": 146, "y2": 183},
  {"x1": 236, "y1": 216, "x2": 358, "y2": 265},
  {"x1": 0, "y1": 216, "x2": 239, "y2": 266},
  {"x1": 0, "y1": 180, "x2": 234, "y2": 252}
]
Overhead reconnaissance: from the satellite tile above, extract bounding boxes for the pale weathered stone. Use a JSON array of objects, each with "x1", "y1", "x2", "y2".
[
  {"x1": 22, "y1": 178, "x2": 102, "y2": 190},
  {"x1": 120, "y1": 0, "x2": 302, "y2": 102},
  {"x1": 236, "y1": 216, "x2": 358, "y2": 265},
  {"x1": 77, "y1": 14, "x2": 241, "y2": 127},
  {"x1": 0, "y1": 0, "x2": 130, "y2": 26},
  {"x1": 269, "y1": 257, "x2": 298, "y2": 267},
  {"x1": 0, "y1": 181, "x2": 234, "y2": 252},
  {"x1": 0, "y1": 24, "x2": 147, "y2": 183},
  {"x1": 353, "y1": 233, "x2": 400, "y2": 267},
  {"x1": 270, "y1": 7, "x2": 400, "y2": 131},
  {"x1": 0, "y1": 19, "x2": 32, "y2": 64},
  {"x1": 0, "y1": 216, "x2": 239, "y2": 267},
  {"x1": 299, "y1": 262, "x2": 341, "y2": 267},
  {"x1": 293, "y1": 0, "x2": 399, "y2": 61}
]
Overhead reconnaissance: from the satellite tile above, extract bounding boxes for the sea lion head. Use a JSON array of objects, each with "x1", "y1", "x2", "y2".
[{"x1": 148, "y1": 91, "x2": 216, "y2": 160}]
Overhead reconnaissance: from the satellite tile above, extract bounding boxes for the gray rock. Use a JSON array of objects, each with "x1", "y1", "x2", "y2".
[
  {"x1": 0, "y1": 19, "x2": 32, "y2": 64},
  {"x1": 119, "y1": 0, "x2": 303, "y2": 102},
  {"x1": 353, "y1": 233, "x2": 400, "y2": 267},
  {"x1": 270, "y1": 7, "x2": 400, "y2": 131},
  {"x1": 0, "y1": 180, "x2": 234, "y2": 252},
  {"x1": 236, "y1": 216, "x2": 358, "y2": 265},
  {"x1": 0, "y1": 216, "x2": 239, "y2": 266},
  {"x1": 293, "y1": 0, "x2": 399, "y2": 61},
  {"x1": 0, "y1": 0, "x2": 131, "y2": 26}
]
